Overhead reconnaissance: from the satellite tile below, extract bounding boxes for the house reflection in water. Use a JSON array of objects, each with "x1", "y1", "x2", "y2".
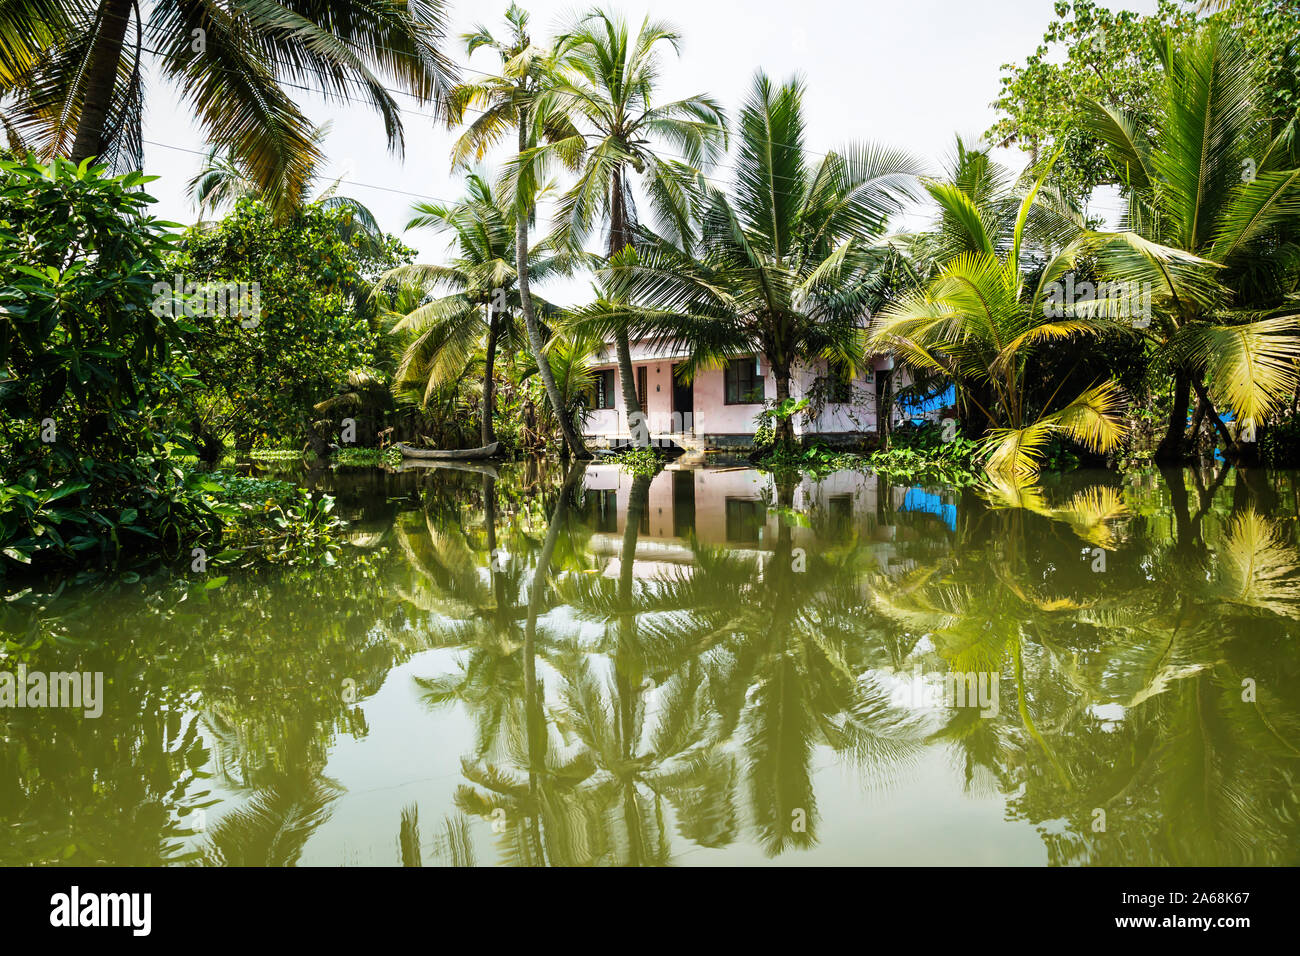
[{"x1": 579, "y1": 464, "x2": 958, "y2": 580}]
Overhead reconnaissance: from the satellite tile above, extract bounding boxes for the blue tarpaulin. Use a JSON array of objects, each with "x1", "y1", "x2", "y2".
[
  {"x1": 898, "y1": 384, "x2": 955, "y2": 422},
  {"x1": 899, "y1": 487, "x2": 957, "y2": 531}
]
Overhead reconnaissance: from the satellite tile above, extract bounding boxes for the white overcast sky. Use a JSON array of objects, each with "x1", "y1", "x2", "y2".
[{"x1": 138, "y1": 0, "x2": 1165, "y2": 303}]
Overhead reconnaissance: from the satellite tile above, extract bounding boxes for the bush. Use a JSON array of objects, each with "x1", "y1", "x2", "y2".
[
  {"x1": 605, "y1": 446, "x2": 664, "y2": 476},
  {"x1": 0, "y1": 156, "x2": 219, "y2": 573},
  {"x1": 868, "y1": 421, "x2": 981, "y2": 486},
  {"x1": 1261, "y1": 414, "x2": 1300, "y2": 466}
]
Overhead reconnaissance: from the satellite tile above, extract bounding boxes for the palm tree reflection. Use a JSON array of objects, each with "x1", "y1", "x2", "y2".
[{"x1": 395, "y1": 464, "x2": 1300, "y2": 865}]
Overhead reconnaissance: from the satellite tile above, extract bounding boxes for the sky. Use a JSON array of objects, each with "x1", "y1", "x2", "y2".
[{"x1": 136, "y1": 0, "x2": 1164, "y2": 304}]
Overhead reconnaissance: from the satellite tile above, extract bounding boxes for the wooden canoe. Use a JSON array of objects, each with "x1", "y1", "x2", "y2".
[{"x1": 396, "y1": 441, "x2": 501, "y2": 461}]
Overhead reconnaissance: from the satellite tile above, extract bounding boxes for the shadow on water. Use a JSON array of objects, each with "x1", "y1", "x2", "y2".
[{"x1": 2, "y1": 459, "x2": 1298, "y2": 865}]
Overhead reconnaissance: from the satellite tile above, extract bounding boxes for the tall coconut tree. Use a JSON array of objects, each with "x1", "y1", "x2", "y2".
[
  {"x1": 1081, "y1": 22, "x2": 1300, "y2": 461},
  {"x1": 585, "y1": 72, "x2": 922, "y2": 449},
  {"x1": 533, "y1": 9, "x2": 726, "y2": 445},
  {"x1": 379, "y1": 171, "x2": 586, "y2": 447},
  {"x1": 0, "y1": 0, "x2": 457, "y2": 216},
  {"x1": 445, "y1": 3, "x2": 591, "y2": 458}
]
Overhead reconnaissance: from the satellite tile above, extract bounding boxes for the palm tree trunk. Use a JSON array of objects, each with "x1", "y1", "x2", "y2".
[
  {"x1": 70, "y1": 0, "x2": 133, "y2": 164},
  {"x1": 877, "y1": 368, "x2": 894, "y2": 450},
  {"x1": 958, "y1": 378, "x2": 996, "y2": 439},
  {"x1": 523, "y1": 462, "x2": 582, "y2": 864},
  {"x1": 1161, "y1": 464, "x2": 1194, "y2": 552},
  {"x1": 774, "y1": 363, "x2": 795, "y2": 448},
  {"x1": 615, "y1": 471, "x2": 650, "y2": 864},
  {"x1": 609, "y1": 170, "x2": 646, "y2": 446},
  {"x1": 1189, "y1": 374, "x2": 1243, "y2": 461},
  {"x1": 515, "y1": 114, "x2": 591, "y2": 459},
  {"x1": 618, "y1": 473, "x2": 650, "y2": 598},
  {"x1": 482, "y1": 306, "x2": 499, "y2": 446},
  {"x1": 1188, "y1": 396, "x2": 1206, "y2": 459},
  {"x1": 1155, "y1": 366, "x2": 1192, "y2": 462},
  {"x1": 484, "y1": 473, "x2": 505, "y2": 614}
]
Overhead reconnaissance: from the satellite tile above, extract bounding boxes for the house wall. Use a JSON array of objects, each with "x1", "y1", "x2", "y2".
[
  {"x1": 582, "y1": 344, "x2": 906, "y2": 448},
  {"x1": 579, "y1": 465, "x2": 923, "y2": 577}
]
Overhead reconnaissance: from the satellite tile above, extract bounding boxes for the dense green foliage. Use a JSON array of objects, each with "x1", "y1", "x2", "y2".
[
  {"x1": 5, "y1": 2, "x2": 1300, "y2": 581},
  {"x1": 989, "y1": 0, "x2": 1300, "y2": 200},
  {"x1": 169, "y1": 199, "x2": 412, "y2": 452},
  {"x1": 603, "y1": 445, "x2": 665, "y2": 476},
  {"x1": 0, "y1": 156, "x2": 219, "y2": 572},
  {"x1": 867, "y1": 422, "x2": 982, "y2": 486},
  {"x1": 1081, "y1": 22, "x2": 1300, "y2": 462}
]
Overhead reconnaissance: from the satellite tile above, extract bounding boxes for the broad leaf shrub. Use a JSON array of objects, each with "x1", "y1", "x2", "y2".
[{"x1": 0, "y1": 156, "x2": 219, "y2": 574}]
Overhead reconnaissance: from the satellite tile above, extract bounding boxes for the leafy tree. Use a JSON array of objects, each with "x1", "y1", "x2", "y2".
[
  {"x1": 988, "y1": 0, "x2": 1197, "y2": 200},
  {"x1": 0, "y1": 0, "x2": 457, "y2": 214},
  {"x1": 1081, "y1": 22, "x2": 1300, "y2": 461},
  {"x1": 989, "y1": 1, "x2": 1300, "y2": 201},
  {"x1": 168, "y1": 197, "x2": 412, "y2": 453},
  {"x1": 0, "y1": 155, "x2": 218, "y2": 572}
]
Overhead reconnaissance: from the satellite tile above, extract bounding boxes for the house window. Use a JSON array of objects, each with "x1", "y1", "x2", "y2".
[
  {"x1": 827, "y1": 493, "x2": 853, "y2": 541},
  {"x1": 636, "y1": 366, "x2": 648, "y2": 408},
  {"x1": 586, "y1": 489, "x2": 618, "y2": 532},
  {"x1": 724, "y1": 357, "x2": 764, "y2": 404},
  {"x1": 592, "y1": 369, "x2": 616, "y2": 409},
  {"x1": 826, "y1": 364, "x2": 853, "y2": 403},
  {"x1": 725, "y1": 497, "x2": 766, "y2": 543}
]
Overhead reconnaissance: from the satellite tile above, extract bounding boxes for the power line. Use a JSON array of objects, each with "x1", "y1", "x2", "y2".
[
  {"x1": 140, "y1": 137, "x2": 464, "y2": 207},
  {"x1": 85, "y1": 7, "x2": 834, "y2": 194}
]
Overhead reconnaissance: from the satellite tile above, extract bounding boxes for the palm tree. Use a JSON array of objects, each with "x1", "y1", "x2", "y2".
[
  {"x1": 653, "y1": 478, "x2": 924, "y2": 855},
  {"x1": 448, "y1": 462, "x2": 621, "y2": 865},
  {"x1": 379, "y1": 171, "x2": 585, "y2": 447},
  {"x1": 517, "y1": 328, "x2": 604, "y2": 446},
  {"x1": 508, "y1": 470, "x2": 741, "y2": 863},
  {"x1": 186, "y1": 122, "x2": 381, "y2": 246},
  {"x1": 875, "y1": 482, "x2": 1300, "y2": 863},
  {"x1": 0, "y1": 0, "x2": 457, "y2": 215},
  {"x1": 535, "y1": 9, "x2": 726, "y2": 445},
  {"x1": 592, "y1": 72, "x2": 922, "y2": 449},
  {"x1": 1081, "y1": 22, "x2": 1300, "y2": 461},
  {"x1": 868, "y1": 153, "x2": 1130, "y2": 478},
  {"x1": 445, "y1": 3, "x2": 591, "y2": 459},
  {"x1": 867, "y1": 137, "x2": 1216, "y2": 478}
]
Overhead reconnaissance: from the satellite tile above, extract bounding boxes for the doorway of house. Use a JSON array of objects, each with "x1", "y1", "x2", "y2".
[
  {"x1": 672, "y1": 469, "x2": 696, "y2": 538},
  {"x1": 671, "y1": 363, "x2": 693, "y2": 433}
]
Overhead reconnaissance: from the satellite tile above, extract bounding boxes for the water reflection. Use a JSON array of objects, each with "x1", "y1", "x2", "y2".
[{"x1": 2, "y1": 462, "x2": 1298, "y2": 865}]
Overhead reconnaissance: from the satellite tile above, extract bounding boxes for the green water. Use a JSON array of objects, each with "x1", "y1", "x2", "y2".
[{"x1": 2, "y1": 461, "x2": 1298, "y2": 866}]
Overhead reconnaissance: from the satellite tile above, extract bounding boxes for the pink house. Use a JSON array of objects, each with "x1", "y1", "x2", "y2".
[
  {"x1": 582, "y1": 337, "x2": 907, "y2": 450},
  {"x1": 580, "y1": 463, "x2": 923, "y2": 576}
]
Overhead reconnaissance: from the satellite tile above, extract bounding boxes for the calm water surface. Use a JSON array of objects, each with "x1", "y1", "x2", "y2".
[{"x1": 3, "y1": 460, "x2": 1298, "y2": 866}]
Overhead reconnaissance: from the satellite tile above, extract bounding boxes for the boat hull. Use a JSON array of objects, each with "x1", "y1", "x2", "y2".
[{"x1": 396, "y1": 441, "x2": 502, "y2": 461}]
